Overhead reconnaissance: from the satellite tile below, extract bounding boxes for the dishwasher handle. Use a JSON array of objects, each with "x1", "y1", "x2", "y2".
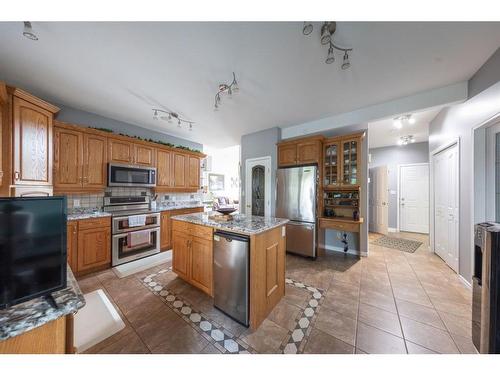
[{"x1": 214, "y1": 230, "x2": 250, "y2": 243}]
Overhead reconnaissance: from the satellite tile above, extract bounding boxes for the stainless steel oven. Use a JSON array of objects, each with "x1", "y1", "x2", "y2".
[
  {"x1": 108, "y1": 163, "x2": 156, "y2": 187},
  {"x1": 103, "y1": 196, "x2": 161, "y2": 266}
]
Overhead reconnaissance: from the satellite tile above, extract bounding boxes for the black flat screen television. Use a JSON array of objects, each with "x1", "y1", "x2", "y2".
[{"x1": 0, "y1": 196, "x2": 67, "y2": 309}]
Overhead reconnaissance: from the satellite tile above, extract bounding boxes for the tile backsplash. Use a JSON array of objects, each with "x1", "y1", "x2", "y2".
[{"x1": 65, "y1": 187, "x2": 202, "y2": 211}]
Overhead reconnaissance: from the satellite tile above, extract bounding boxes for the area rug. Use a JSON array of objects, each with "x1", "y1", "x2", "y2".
[
  {"x1": 140, "y1": 267, "x2": 325, "y2": 354},
  {"x1": 371, "y1": 236, "x2": 423, "y2": 253}
]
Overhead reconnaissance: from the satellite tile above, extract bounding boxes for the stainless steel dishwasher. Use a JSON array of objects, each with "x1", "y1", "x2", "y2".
[{"x1": 213, "y1": 230, "x2": 250, "y2": 327}]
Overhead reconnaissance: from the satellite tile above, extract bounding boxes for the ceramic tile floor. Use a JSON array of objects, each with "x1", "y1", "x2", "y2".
[{"x1": 79, "y1": 231, "x2": 477, "y2": 354}]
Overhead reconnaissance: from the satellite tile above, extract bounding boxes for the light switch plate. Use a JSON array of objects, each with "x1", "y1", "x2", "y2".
[
  {"x1": 74, "y1": 199, "x2": 80, "y2": 208},
  {"x1": 282, "y1": 226, "x2": 286, "y2": 237}
]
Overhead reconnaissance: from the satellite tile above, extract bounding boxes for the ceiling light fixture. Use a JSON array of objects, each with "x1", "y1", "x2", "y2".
[
  {"x1": 23, "y1": 21, "x2": 38, "y2": 41},
  {"x1": 214, "y1": 72, "x2": 239, "y2": 111},
  {"x1": 152, "y1": 109, "x2": 194, "y2": 130},
  {"x1": 393, "y1": 114, "x2": 415, "y2": 128},
  {"x1": 302, "y1": 22, "x2": 313, "y2": 36},
  {"x1": 398, "y1": 135, "x2": 415, "y2": 146},
  {"x1": 303, "y1": 22, "x2": 353, "y2": 69}
]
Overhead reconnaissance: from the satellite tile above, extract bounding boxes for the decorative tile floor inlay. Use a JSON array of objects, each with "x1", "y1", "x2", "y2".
[
  {"x1": 280, "y1": 279, "x2": 325, "y2": 354},
  {"x1": 371, "y1": 235, "x2": 423, "y2": 253},
  {"x1": 141, "y1": 268, "x2": 325, "y2": 354}
]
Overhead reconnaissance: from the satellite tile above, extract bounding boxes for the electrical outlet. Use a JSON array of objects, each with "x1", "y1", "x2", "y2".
[
  {"x1": 74, "y1": 199, "x2": 80, "y2": 208},
  {"x1": 336, "y1": 232, "x2": 342, "y2": 240}
]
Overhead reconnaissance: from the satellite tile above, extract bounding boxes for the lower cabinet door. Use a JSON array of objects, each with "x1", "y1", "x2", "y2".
[
  {"x1": 172, "y1": 230, "x2": 190, "y2": 279},
  {"x1": 67, "y1": 221, "x2": 78, "y2": 272},
  {"x1": 160, "y1": 212, "x2": 171, "y2": 250},
  {"x1": 77, "y1": 227, "x2": 111, "y2": 272},
  {"x1": 190, "y1": 237, "x2": 213, "y2": 296}
]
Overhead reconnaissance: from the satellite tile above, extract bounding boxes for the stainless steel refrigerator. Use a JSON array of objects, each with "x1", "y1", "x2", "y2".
[{"x1": 276, "y1": 166, "x2": 317, "y2": 258}]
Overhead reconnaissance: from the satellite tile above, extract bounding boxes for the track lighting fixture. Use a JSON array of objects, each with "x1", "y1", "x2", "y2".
[
  {"x1": 303, "y1": 21, "x2": 353, "y2": 69},
  {"x1": 214, "y1": 72, "x2": 239, "y2": 111},
  {"x1": 393, "y1": 114, "x2": 415, "y2": 128},
  {"x1": 23, "y1": 21, "x2": 38, "y2": 41},
  {"x1": 326, "y1": 45, "x2": 335, "y2": 64},
  {"x1": 152, "y1": 109, "x2": 194, "y2": 130},
  {"x1": 302, "y1": 22, "x2": 313, "y2": 36}
]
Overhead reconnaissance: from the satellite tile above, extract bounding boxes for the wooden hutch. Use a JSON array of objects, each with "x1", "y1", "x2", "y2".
[{"x1": 277, "y1": 131, "x2": 365, "y2": 254}]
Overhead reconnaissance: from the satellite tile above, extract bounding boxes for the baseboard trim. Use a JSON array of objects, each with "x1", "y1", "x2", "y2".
[{"x1": 388, "y1": 227, "x2": 398, "y2": 233}]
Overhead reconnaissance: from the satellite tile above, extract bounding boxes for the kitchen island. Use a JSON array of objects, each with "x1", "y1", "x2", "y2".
[{"x1": 171, "y1": 212, "x2": 288, "y2": 330}]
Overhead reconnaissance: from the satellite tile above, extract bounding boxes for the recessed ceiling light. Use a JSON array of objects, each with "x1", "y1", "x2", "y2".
[{"x1": 408, "y1": 117, "x2": 416, "y2": 124}]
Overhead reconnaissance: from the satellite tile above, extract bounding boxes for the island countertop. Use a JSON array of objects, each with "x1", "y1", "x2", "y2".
[
  {"x1": 171, "y1": 212, "x2": 289, "y2": 236},
  {"x1": 0, "y1": 266, "x2": 85, "y2": 341}
]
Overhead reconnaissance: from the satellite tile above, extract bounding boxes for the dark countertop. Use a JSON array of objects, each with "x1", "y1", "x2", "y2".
[
  {"x1": 0, "y1": 266, "x2": 85, "y2": 341},
  {"x1": 171, "y1": 212, "x2": 289, "y2": 236}
]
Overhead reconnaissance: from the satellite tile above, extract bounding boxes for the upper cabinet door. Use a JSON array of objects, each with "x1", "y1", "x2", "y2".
[
  {"x1": 187, "y1": 156, "x2": 200, "y2": 189},
  {"x1": 83, "y1": 133, "x2": 107, "y2": 189},
  {"x1": 297, "y1": 140, "x2": 321, "y2": 165},
  {"x1": 135, "y1": 144, "x2": 155, "y2": 166},
  {"x1": 108, "y1": 138, "x2": 133, "y2": 164},
  {"x1": 341, "y1": 137, "x2": 360, "y2": 186},
  {"x1": 54, "y1": 126, "x2": 83, "y2": 189},
  {"x1": 278, "y1": 143, "x2": 297, "y2": 167},
  {"x1": 172, "y1": 152, "x2": 187, "y2": 188},
  {"x1": 323, "y1": 141, "x2": 340, "y2": 187},
  {"x1": 156, "y1": 148, "x2": 172, "y2": 188},
  {"x1": 12, "y1": 97, "x2": 53, "y2": 185}
]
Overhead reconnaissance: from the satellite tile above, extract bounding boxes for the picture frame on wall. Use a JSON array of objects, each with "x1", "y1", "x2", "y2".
[{"x1": 208, "y1": 173, "x2": 225, "y2": 191}]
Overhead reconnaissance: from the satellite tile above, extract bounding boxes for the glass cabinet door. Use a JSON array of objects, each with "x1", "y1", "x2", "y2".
[
  {"x1": 324, "y1": 143, "x2": 339, "y2": 186},
  {"x1": 342, "y1": 139, "x2": 359, "y2": 185}
]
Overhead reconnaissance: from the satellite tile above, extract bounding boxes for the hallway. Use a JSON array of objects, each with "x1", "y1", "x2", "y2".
[{"x1": 285, "y1": 231, "x2": 476, "y2": 353}]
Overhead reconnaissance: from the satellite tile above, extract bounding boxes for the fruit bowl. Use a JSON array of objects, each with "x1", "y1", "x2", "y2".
[{"x1": 216, "y1": 207, "x2": 237, "y2": 215}]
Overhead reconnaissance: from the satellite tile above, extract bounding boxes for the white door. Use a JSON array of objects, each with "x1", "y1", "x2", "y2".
[
  {"x1": 369, "y1": 166, "x2": 389, "y2": 235},
  {"x1": 245, "y1": 157, "x2": 271, "y2": 217},
  {"x1": 399, "y1": 164, "x2": 429, "y2": 233},
  {"x1": 433, "y1": 144, "x2": 459, "y2": 272}
]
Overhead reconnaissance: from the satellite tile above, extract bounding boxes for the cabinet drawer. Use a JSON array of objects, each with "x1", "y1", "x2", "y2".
[
  {"x1": 78, "y1": 217, "x2": 111, "y2": 230},
  {"x1": 191, "y1": 224, "x2": 213, "y2": 240},
  {"x1": 172, "y1": 220, "x2": 190, "y2": 233},
  {"x1": 319, "y1": 219, "x2": 359, "y2": 233}
]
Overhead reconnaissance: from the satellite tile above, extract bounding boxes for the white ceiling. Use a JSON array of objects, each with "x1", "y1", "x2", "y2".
[
  {"x1": 0, "y1": 22, "x2": 499, "y2": 147},
  {"x1": 368, "y1": 106, "x2": 443, "y2": 148}
]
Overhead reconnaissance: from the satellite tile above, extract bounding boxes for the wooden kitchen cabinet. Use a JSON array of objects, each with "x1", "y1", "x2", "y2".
[
  {"x1": 277, "y1": 136, "x2": 323, "y2": 167},
  {"x1": 67, "y1": 221, "x2": 78, "y2": 272},
  {"x1": 187, "y1": 155, "x2": 201, "y2": 189},
  {"x1": 172, "y1": 220, "x2": 213, "y2": 296},
  {"x1": 172, "y1": 152, "x2": 187, "y2": 188},
  {"x1": 172, "y1": 228, "x2": 191, "y2": 279},
  {"x1": 54, "y1": 126, "x2": 83, "y2": 190},
  {"x1": 82, "y1": 132, "x2": 107, "y2": 189},
  {"x1": 156, "y1": 148, "x2": 172, "y2": 189},
  {"x1": 54, "y1": 122, "x2": 107, "y2": 192},
  {"x1": 134, "y1": 144, "x2": 155, "y2": 166},
  {"x1": 189, "y1": 236, "x2": 213, "y2": 296},
  {"x1": 160, "y1": 211, "x2": 171, "y2": 250},
  {"x1": 340, "y1": 136, "x2": 361, "y2": 186},
  {"x1": 0, "y1": 83, "x2": 7, "y2": 189},
  {"x1": 10, "y1": 90, "x2": 59, "y2": 188},
  {"x1": 108, "y1": 138, "x2": 134, "y2": 164},
  {"x1": 76, "y1": 217, "x2": 111, "y2": 274}
]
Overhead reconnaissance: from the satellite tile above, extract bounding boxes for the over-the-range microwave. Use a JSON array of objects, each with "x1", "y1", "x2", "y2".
[{"x1": 108, "y1": 163, "x2": 156, "y2": 188}]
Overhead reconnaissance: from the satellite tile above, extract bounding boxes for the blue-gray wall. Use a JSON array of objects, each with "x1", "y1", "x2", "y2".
[
  {"x1": 430, "y1": 47, "x2": 500, "y2": 282},
  {"x1": 55, "y1": 104, "x2": 203, "y2": 151},
  {"x1": 369, "y1": 142, "x2": 429, "y2": 229},
  {"x1": 240, "y1": 127, "x2": 281, "y2": 215}
]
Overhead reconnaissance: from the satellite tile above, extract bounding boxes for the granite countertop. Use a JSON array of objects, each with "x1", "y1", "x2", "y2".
[
  {"x1": 153, "y1": 204, "x2": 204, "y2": 212},
  {"x1": 0, "y1": 267, "x2": 85, "y2": 341},
  {"x1": 171, "y1": 212, "x2": 289, "y2": 235},
  {"x1": 67, "y1": 211, "x2": 112, "y2": 221}
]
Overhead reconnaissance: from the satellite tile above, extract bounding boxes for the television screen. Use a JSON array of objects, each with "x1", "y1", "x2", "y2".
[{"x1": 0, "y1": 197, "x2": 67, "y2": 309}]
